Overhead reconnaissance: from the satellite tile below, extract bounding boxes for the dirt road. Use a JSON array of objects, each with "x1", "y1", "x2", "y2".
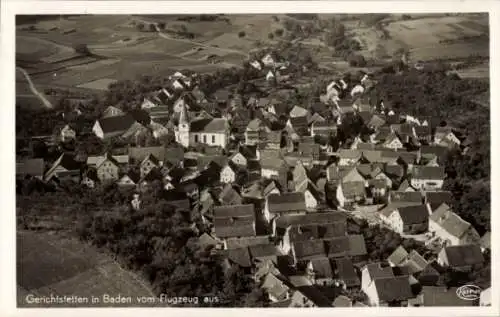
[{"x1": 17, "y1": 67, "x2": 53, "y2": 109}]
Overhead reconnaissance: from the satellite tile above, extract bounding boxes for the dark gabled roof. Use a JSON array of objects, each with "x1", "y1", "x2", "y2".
[
  {"x1": 347, "y1": 235, "x2": 367, "y2": 256},
  {"x1": 414, "y1": 125, "x2": 432, "y2": 137},
  {"x1": 340, "y1": 181, "x2": 366, "y2": 199},
  {"x1": 214, "y1": 218, "x2": 255, "y2": 238},
  {"x1": 384, "y1": 165, "x2": 405, "y2": 179},
  {"x1": 424, "y1": 191, "x2": 453, "y2": 210},
  {"x1": 225, "y1": 236, "x2": 271, "y2": 250},
  {"x1": 249, "y1": 243, "x2": 279, "y2": 260},
  {"x1": 412, "y1": 166, "x2": 445, "y2": 180},
  {"x1": 267, "y1": 192, "x2": 306, "y2": 214},
  {"x1": 338, "y1": 149, "x2": 362, "y2": 160},
  {"x1": 364, "y1": 262, "x2": 394, "y2": 279},
  {"x1": 335, "y1": 257, "x2": 360, "y2": 287},
  {"x1": 260, "y1": 156, "x2": 287, "y2": 170},
  {"x1": 190, "y1": 118, "x2": 228, "y2": 133},
  {"x1": 219, "y1": 184, "x2": 242, "y2": 205},
  {"x1": 16, "y1": 158, "x2": 45, "y2": 177},
  {"x1": 324, "y1": 237, "x2": 350, "y2": 258},
  {"x1": 212, "y1": 89, "x2": 231, "y2": 101},
  {"x1": 396, "y1": 205, "x2": 429, "y2": 225},
  {"x1": 97, "y1": 114, "x2": 136, "y2": 134},
  {"x1": 374, "y1": 276, "x2": 413, "y2": 302},
  {"x1": 298, "y1": 143, "x2": 320, "y2": 156},
  {"x1": 128, "y1": 109, "x2": 151, "y2": 126},
  {"x1": 293, "y1": 240, "x2": 326, "y2": 260},
  {"x1": 421, "y1": 286, "x2": 474, "y2": 306},
  {"x1": 289, "y1": 116, "x2": 308, "y2": 127},
  {"x1": 420, "y1": 145, "x2": 448, "y2": 158},
  {"x1": 311, "y1": 258, "x2": 334, "y2": 278},
  {"x1": 442, "y1": 245, "x2": 484, "y2": 267},
  {"x1": 390, "y1": 191, "x2": 423, "y2": 204},
  {"x1": 213, "y1": 204, "x2": 255, "y2": 219},
  {"x1": 225, "y1": 247, "x2": 252, "y2": 267},
  {"x1": 276, "y1": 212, "x2": 347, "y2": 228}
]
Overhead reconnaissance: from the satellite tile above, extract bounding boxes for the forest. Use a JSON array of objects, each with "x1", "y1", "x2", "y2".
[{"x1": 371, "y1": 67, "x2": 490, "y2": 235}]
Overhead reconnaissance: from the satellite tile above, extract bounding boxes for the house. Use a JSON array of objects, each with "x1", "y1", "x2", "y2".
[
  {"x1": 260, "y1": 157, "x2": 288, "y2": 189},
  {"x1": 175, "y1": 104, "x2": 229, "y2": 148},
  {"x1": 434, "y1": 127, "x2": 461, "y2": 148},
  {"x1": 94, "y1": 152, "x2": 121, "y2": 183},
  {"x1": 245, "y1": 118, "x2": 270, "y2": 145},
  {"x1": 220, "y1": 161, "x2": 241, "y2": 184},
  {"x1": 290, "y1": 105, "x2": 310, "y2": 118},
  {"x1": 387, "y1": 246, "x2": 409, "y2": 267},
  {"x1": 16, "y1": 158, "x2": 45, "y2": 180},
  {"x1": 44, "y1": 153, "x2": 81, "y2": 182},
  {"x1": 382, "y1": 132, "x2": 404, "y2": 150},
  {"x1": 385, "y1": 204, "x2": 430, "y2": 234},
  {"x1": 262, "y1": 180, "x2": 282, "y2": 198},
  {"x1": 264, "y1": 192, "x2": 306, "y2": 222},
  {"x1": 337, "y1": 149, "x2": 362, "y2": 166},
  {"x1": 266, "y1": 131, "x2": 282, "y2": 150},
  {"x1": 287, "y1": 116, "x2": 309, "y2": 137},
  {"x1": 60, "y1": 124, "x2": 76, "y2": 142},
  {"x1": 226, "y1": 236, "x2": 271, "y2": 250},
  {"x1": 116, "y1": 170, "x2": 140, "y2": 188},
  {"x1": 335, "y1": 257, "x2": 361, "y2": 288},
  {"x1": 219, "y1": 184, "x2": 243, "y2": 205},
  {"x1": 480, "y1": 231, "x2": 490, "y2": 251},
  {"x1": 140, "y1": 154, "x2": 161, "y2": 178},
  {"x1": 308, "y1": 113, "x2": 326, "y2": 126},
  {"x1": 437, "y1": 244, "x2": 484, "y2": 271},
  {"x1": 297, "y1": 143, "x2": 320, "y2": 161},
  {"x1": 149, "y1": 121, "x2": 170, "y2": 139},
  {"x1": 261, "y1": 53, "x2": 277, "y2": 67},
  {"x1": 229, "y1": 152, "x2": 248, "y2": 168},
  {"x1": 389, "y1": 191, "x2": 422, "y2": 204},
  {"x1": 261, "y1": 273, "x2": 291, "y2": 302},
  {"x1": 409, "y1": 286, "x2": 474, "y2": 307},
  {"x1": 101, "y1": 106, "x2": 124, "y2": 118},
  {"x1": 310, "y1": 121, "x2": 337, "y2": 138},
  {"x1": 398, "y1": 179, "x2": 417, "y2": 192},
  {"x1": 336, "y1": 181, "x2": 366, "y2": 208},
  {"x1": 92, "y1": 114, "x2": 137, "y2": 140},
  {"x1": 307, "y1": 258, "x2": 334, "y2": 286},
  {"x1": 361, "y1": 263, "x2": 394, "y2": 293},
  {"x1": 429, "y1": 203, "x2": 481, "y2": 246},
  {"x1": 365, "y1": 276, "x2": 413, "y2": 307},
  {"x1": 423, "y1": 191, "x2": 453, "y2": 211},
  {"x1": 414, "y1": 126, "x2": 433, "y2": 144},
  {"x1": 81, "y1": 169, "x2": 99, "y2": 188},
  {"x1": 410, "y1": 166, "x2": 445, "y2": 190},
  {"x1": 213, "y1": 204, "x2": 256, "y2": 241}
]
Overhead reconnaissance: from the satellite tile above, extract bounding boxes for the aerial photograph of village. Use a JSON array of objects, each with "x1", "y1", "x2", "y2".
[{"x1": 15, "y1": 13, "x2": 491, "y2": 308}]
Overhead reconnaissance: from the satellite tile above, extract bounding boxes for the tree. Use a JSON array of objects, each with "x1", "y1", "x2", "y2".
[
  {"x1": 149, "y1": 23, "x2": 157, "y2": 32},
  {"x1": 274, "y1": 28, "x2": 284, "y2": 37},
  {"x1": 268, "y1": 32, "x2": 274, "y2": 40},
  {"x1": 137, "y1": 22, "x2": 145, "y2": 31},
  {"x1": 158, "y1": 22, "x2": 166, "y2": 30},
  {"x1": 238, "y1": 31, "x2": 246, "y2": 38}
]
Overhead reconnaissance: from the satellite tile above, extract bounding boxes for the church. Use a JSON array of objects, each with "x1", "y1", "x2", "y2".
[{"x1": 175, "y1": 104, "x2": 230, "y2": 148}]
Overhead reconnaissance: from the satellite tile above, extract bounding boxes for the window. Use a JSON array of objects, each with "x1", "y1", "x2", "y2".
[
  {"x1": 212, "y1": 135, "x2": 216, "y2": 144},
  {"x1": 194, "y1": 135, "x2": 199, "y2": 142},
  {"x1": 203, "y1": 135, "x2": 207, "y2": 143}
]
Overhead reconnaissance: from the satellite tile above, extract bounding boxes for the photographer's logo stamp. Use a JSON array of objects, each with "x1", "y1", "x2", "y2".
[{"x1": 456, "y1": 285, "x2": 482, "y2": 301}]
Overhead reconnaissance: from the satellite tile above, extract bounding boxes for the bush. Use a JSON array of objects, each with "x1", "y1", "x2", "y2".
[
  {"x1": 402, "y1": 14, "x2": 412, "y2": 20},
  {"x1": 149, "y1": 24, "x2": 157, "y2": 32},
  {"x1": 268, "y1": 33, "x2": 274, "y2": 40},
  {"x1": 158, "y1": 22, "x2": 166, "y2": 30},
  {"x1": 347, "y1": 54, "x2": 367, "y2": 67},
  {"x1": 137, "y1": 23, "x2": 145, "y2": 31},
  {"x1": 274, "y1": 28, "x2": 284, "y2": 37},
  {"x1": 272, "y1": 15, "x2": 280, "y2": 22},
  {"x1": 238, "y1": 31, "x2": 246, "y2": 38},
  {"x1": 74, "y1": 44, "x2": 91, "y2": 56}
]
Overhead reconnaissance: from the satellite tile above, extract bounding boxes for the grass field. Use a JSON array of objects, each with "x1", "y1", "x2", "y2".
[
  {"x1": 17, "y1": 231, "x2": 156, "y2": 307},
  {"x1": 77, "y1": 78, "x2": 118, "y2": 90}
]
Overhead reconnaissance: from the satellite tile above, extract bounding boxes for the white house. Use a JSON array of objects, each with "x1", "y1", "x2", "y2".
[
  {"x1": 410, "y1": 166, "x2": 445, "y2": 190},
  {"x1": 220, "y1": 163, "x2": 238, "y2": 184},
  {"x1": 175, "y1": 104, "x2": 229, "y2": 148},
  {"x1": 428, "y1": 203, "x2": 481, "y2": 246}
]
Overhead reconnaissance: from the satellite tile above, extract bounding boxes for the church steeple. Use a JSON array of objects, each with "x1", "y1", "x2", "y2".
[{"x1": 177, "y1": 104, "x2": 190, "y2": 148}]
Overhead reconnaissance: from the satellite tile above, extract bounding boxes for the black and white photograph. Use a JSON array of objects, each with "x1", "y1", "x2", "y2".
[{"x1": 3, "y1": 0, "x2": 498, "y2": 314}]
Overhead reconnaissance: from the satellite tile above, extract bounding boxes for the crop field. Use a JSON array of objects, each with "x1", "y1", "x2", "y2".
[
  {"x1": 17, "y1": 231, "x2": 155, "y2": 307},
  {"x1": 455, "y1": 63, "x2": 490, "y2": 79},
  {"x1": 77, "y1": 78, "x2": 118, "y2": 91}
]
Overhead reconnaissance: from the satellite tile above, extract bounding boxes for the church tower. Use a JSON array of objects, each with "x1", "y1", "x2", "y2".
[{"x1": 177, "y1": 104, "x2": 190, "y2": 148}]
